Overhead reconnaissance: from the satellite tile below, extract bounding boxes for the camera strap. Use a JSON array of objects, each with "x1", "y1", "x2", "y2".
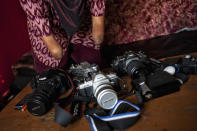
[
  {"x1": 85, "y1": 100, "x2": 140, "y2": 131},
  {"x1": 53, "y1": 69, "x2": 83, "y2": 127},
  {"x1": 54, "y1": 94, "x2": 83, "y2": 127},
  {"x1": 54, "y1": 100, "x2": 82, "y2": 127}
]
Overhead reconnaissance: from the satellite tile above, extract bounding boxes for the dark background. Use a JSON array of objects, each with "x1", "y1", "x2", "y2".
[{"x1": 0, "y1": 0, "x2": 31, "y2": 101}]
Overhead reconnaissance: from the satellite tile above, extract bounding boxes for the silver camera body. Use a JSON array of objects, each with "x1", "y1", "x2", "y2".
[
  {"x1": 78, "y1": 72, "x2": 118, "y2": 110},
  {"x1": 68, "y1": 62, "x2": 119, "y2": 110}
]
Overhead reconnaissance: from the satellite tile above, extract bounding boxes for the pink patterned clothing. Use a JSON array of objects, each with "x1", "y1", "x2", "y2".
[
  {"x1": 19, "y1": 0, "x2": 105, "y2": 71},
  {"x1": 19, "y1": 0, "x2": 197, "y2": 72}
]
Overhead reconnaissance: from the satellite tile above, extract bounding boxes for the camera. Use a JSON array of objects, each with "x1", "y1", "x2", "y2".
[
  {"x1": 111, "y1": 51, "x2": 187, "y2": 103},
  {"x1": 26, "y1": 69, "x2": 70, "y2": 116},
  {"x1": 68, "y1": 62, "x2": 120, "y2": 110},
  {"x1": 111, "y1": 51, "x2": 161, "y2": 100},
  {"x1": 111, "y1": 51, "x2": 161, "y2": 78}
]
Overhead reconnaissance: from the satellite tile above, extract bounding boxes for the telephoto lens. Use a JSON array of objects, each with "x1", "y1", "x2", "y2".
[
  {"x1": 92, "y1": 73, "x2": 118, "y2": 110},
  {"x1": 27, "y1": 69, "x2": 70, "y2": 116}
]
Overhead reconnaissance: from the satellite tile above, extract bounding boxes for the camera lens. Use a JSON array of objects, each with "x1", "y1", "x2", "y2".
[
  {"x1": 93, "y1": 74, "x2": 118, "y2": 109},
  {"x1": 27, "y1": 93, "x2": 50, "y2": 116},
  {"x1": 126, "y1": 61, "x2": 144, "y2": 78},
  {"x1": 27, "y1": 69, "x2": 70, "y2": 116},
  {"x1": 97, "y1": 87, "x2": 118, "y2": 110},
  {"x1": 27, "y1": 86, "x2": 57, "y2": 116}
]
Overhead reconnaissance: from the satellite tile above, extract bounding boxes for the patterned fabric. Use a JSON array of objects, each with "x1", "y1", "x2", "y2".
[
  {"x1": 104, "y1": 0, "x2": 197, "y2": 45},
  {"x1": 89, "y1": 0, "x2": 106, "y2": 16},
  {"x1": 19, "y1": 0, "x2": 105, "y2": 70},
  {"x1": 19, "y1": 0, "x2": 197, "y2": 71},
  {"x1": 70, "y1": 0, "x2": 106, "y2": 49}
]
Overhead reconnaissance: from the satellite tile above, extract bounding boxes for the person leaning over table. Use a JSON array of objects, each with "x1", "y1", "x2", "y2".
[{"x1": 19, "y1": 0, "x2": 106, "y2": 73}]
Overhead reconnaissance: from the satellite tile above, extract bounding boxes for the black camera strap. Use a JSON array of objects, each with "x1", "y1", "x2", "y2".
[
  {"x1": 85, "y1": 100, "x2": 140, "y2": 131},
  {"x1": 54, "y1": 99, "x2": 82, "y2": 127},
  {"x1": 53, "y1": 69, "x2": 83, "y2": 127},
  {"x1": 54, "y1": 102, "x2": 73, "y2": 127},
  {"x1": 54, "y1": 95, "x2": 84, "y2": 127}
]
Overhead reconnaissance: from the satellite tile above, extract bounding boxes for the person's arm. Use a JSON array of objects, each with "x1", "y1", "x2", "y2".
[
  {"x1": 89, "y1": 0, "x2": 106, "y2": 46},
  {"x1": 41, "y1": 35, "x2": 63, "y2": 59},
  {"x1": 92, "y1": 16, "x2": 104, "y2": 46},
  {"x1": 19, "y1": 0, "x2": 63, "y2": 59}
]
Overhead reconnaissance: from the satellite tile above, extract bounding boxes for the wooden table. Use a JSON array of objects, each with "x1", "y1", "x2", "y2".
[{"x1": 1, "y1": 54, "x2": 197, "y2": 131}]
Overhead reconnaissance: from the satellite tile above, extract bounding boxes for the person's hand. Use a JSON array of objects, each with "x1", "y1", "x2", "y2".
[
  {"x1": 41, "y1": 35, "x2": 63, "y2": 59},
  {"x1": 92, "y1": 16, "x2": 104, "y2": 48},
  {"x1": 47, "y1": 42, "x2": 63, "y2": 59}
]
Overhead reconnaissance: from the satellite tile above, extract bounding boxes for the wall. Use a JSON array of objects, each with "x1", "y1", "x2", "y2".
[{"x1": 0, "y1": 0, "x2": 31, "y2": 100}]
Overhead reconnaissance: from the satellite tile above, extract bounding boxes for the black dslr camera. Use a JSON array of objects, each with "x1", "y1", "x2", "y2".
[
  {"x1": 111, "y1": 51, "x2": 161, "y2": 78},
  {"x1": 26, "y1": 69, "x2": 70, "y2": 116},
  {"x1": 111, "y1": 51, "x2": 186, "y2": 103},
  {"x1": 68, "y1": 62, "x2": 122, "y2": 110}
]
